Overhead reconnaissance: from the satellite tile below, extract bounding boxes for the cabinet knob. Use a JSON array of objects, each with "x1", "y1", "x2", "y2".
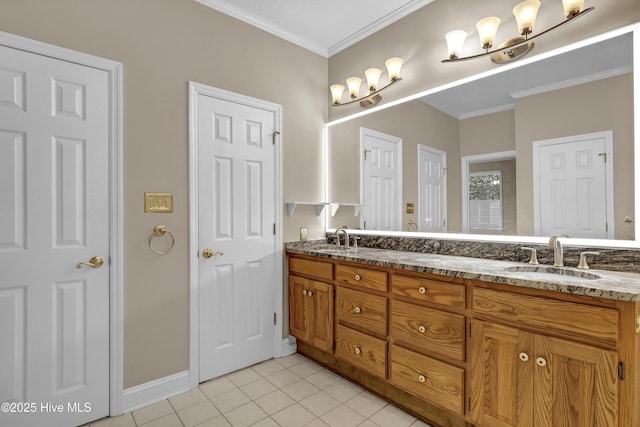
[
  {"x1": 355, "y1": 307, "x2": 361, "y2": 314},
  {"x1": 354, "y1": 274, "x2": 361, "y2": 281},
  {"x1": 307, "y1": 291, "x2": 313, "y2": 297},
  {"x1": 354, "y1": 347, "x2": 361, "y2": 354},
  {"x1": 536, "y1": 357, "x2": 547, "y2": 367},
  {"x1": 418, "y1": 325, "x2": 426, "y2": 333},
  {"x1": 519, "y1": 352, "x2": 529, "y2": 362},
  {"x1": 418, "y1": 286, "x2": 426, "y2": 294},
  {"x1": 303, "y1": 289, "x2": 307, "y2": 296},
  {"x1": 418, "y1": 375, "x2": 426, "y2": 383}
]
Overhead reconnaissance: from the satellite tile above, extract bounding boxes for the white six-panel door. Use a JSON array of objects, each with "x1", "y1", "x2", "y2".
[
  {"x1": 534, "y1": 131, "x2": 613, "y2": 239},
  {"x1": 195, "y1": 87, "x2": 278, "y2": 382},
  {"x1": 0, "y1": 45, "x2": 110, "y2": 426},
  {"x1": 418, "y1": 145, "x2": 447, "y2": 232},
  {"x1": 360, "y1": 128, "x2": 402, "y2": 231}
]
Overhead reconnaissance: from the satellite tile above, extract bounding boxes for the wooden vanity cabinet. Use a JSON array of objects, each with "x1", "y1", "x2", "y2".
[
  {"x1": 289, "y1": 258, "x2": 334, "y2": 353},
  {"x1": 288, "y1": 253, "x2": 640, "y2": 427}
]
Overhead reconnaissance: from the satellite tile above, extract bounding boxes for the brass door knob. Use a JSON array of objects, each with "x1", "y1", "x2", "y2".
[
  {"x1": 202, "y1": 248, "x2": 223, "y2": 259},
  {"x1": 76, "y1": 256, "x2": 104, "y2": 269}
]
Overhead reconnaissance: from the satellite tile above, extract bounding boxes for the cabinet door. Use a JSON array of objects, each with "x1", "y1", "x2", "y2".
[
  {"x1": 470, "y1": 320, "x2": 534, "y2": 427},
  {"x1": 310, "y1": 280, "x2": 334, "y2": 353},
  {"x1": 289, "y1": 276, "x2": 311, "y2": 342},
  {"x1": 534, "y1": 336, "x2": 618, "y2": 427}
]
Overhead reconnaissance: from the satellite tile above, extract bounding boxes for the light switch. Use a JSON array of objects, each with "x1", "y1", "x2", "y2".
[
  {"x1": 145, "y1": 192, "x2": 173, "y2": 213},
  {"x1": 406, "y1": 203, "x2": 414, "y2": 214}
]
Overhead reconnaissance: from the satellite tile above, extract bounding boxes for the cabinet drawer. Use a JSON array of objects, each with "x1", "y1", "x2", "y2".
[
  {"x1": 390, "y1": 300, "x2": 465, "y2": 361},
  {"x1": 290, "y1": 257, "x2": 333, "y2": 280},
  {"x1": 336, "y1": 264, "x2": 388, "y2": 292},
  {"x1": 392, "y1": 274, "x2": 465, "y2": 308},
  {"x1": 390, "y1": 345, "x2": 464, "y2": 415},
  {"x1": 335, "y1": 325, "x2": 387, "y2": 379},
  {"x1": 337, "y1": 288, "x2": 387, "y2": 336},
  {"x1": 472, "y1": 287, "x2": 619, "y2": 347}
]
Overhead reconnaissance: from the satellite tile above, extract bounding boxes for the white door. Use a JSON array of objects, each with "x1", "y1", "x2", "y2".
[
  {"x1": 418, "y1": 145, "x2": 447, "y2": 232},
  {"x1": 361, "y1": 128, "x2": 402, "y2": 231},
  {"x1": 534, "y1": 131, "x2": 613, "y2": 238},
  {"x1": 196, "y1": 87, "x2": 278, "y2": 381},
  {"x1": 0, "y1": 45, "x2": 110, "y2": 426}
]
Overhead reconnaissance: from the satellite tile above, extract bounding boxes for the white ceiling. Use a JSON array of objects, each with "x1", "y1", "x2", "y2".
[{"x1": 195, "y1": 0, "x2": 434, "y2": 57}]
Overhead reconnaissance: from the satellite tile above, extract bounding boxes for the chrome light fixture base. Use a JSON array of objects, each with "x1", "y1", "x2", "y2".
[
  {"x1": 359, "y1": 93, "x2": 382, "y2": 108},
  {"x1": 490, "y1": 37, "x2": 535, "y2": 63}
]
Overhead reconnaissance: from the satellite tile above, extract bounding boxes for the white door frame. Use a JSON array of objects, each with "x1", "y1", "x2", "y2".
[
  {"x1": 418, "y1": 144, "x2": 447, "y2": 232},
  {"x1": 532, "y1": 131, "x2": 614, "y2": 237},
  {"x1": 0, "y1": 32, "x2": 124, "y2": 415},
  {"x1": 188, "y1": 82, "x2": 284, "y2": 389},
  {"x1": 461, "y1": 150, "x2": 516, "y2": 233},
  {"x1": 359, "y1": 127, "x2": 403, "y2": 230}
]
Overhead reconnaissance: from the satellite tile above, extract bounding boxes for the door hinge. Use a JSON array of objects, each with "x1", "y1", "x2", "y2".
[
  {"x1": 364, "y1": 149, "x2": 371, "y2": 161},
  {"x1": 598, "y1": 152, "x2": 607, "y2": 163},
  {"x1": 363, "y1": 220, "x2": 367, "y2": 230},
  {"x1": 443, "y1": 167, "x2": 448, "y2": 175},
  {"x1": 606, "y1": 222, "x2": 609, "y2": 232},
  {"x1": 443, "y1": 219, "x2": 446, "y2": 227},
  {"x1": 618, "y1": 361, "x2": 625, "y2": 380},
  {"x1": 272, "y1": 130, "x2": 280, "y2": 145},
  {"x1": 273, "y1": 223, "x2": 277, "y2": 234},
  {"x1": 274, "y1": 312, "x2": 277, "y2": 325}
]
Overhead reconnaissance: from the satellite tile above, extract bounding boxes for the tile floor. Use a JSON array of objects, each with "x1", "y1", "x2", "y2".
[{"x1": 87, "y1": 353, "x2": 434, "y2": 427}]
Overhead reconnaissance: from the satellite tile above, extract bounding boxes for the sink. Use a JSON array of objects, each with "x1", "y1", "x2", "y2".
[
  {"x1": 505, "y1": 265, "x2": 601, "y2": 280},
  {"x1": 313, "y1": 245, "x2": 358, "y2": 255}
]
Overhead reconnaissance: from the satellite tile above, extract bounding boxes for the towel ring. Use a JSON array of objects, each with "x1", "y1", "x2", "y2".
[{"x1": 149, "y1": 225, "x2": 175, "y2": 255}]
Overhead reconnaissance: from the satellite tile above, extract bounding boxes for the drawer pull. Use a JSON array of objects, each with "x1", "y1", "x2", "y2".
[
  {"x1": 519, "y1": 352, "x2": 529, "y2": 362},
  {"x1": 354, "y1": 347, "x2": 361, "y2": 354},
  {"x1": 307, "y1": 291, "x2": 313, "y2": 297},
  {"x1": 418, "y1": 286, "x2": 426, "y2": 294},
  {"x1": 355, "y1": 307, "x2": 361, "y2": 314},
  {"x1": 418, "y1": 375, "x2": 426, "y2": 383},
  {"x1": 418, "y1": 325, "x2": 426, "y2": 333},
  {"x1": 303, "y1": 289, "x2": 307, "y2": 296},
  {"x1": 354, "y1": 274, "x2": 361, "y2": 281},
  {"x1": 536, "y1": 357, "x2": 547, "y2": 367}
]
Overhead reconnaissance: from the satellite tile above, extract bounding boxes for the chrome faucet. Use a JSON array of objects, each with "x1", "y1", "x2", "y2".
[
  {"x1": 548, "y1": 235, "x2": 568, "y2": 267},
  {"x1": 336, "y1": 228, "x2": 350, "y2": 247}
]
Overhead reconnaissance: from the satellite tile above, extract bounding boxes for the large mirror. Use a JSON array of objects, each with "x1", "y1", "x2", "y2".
[{"x1": 327, "y1": 28, "x2": 636, "y2": 241}]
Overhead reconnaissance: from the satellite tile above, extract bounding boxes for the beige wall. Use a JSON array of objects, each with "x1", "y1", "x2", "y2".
[
  {"x1": 0, "y1": 0, "x2": 327, "y2": 388},
  {"x1": 327, "y1": 100, "x2": 461, "y2": 232},
  {"x1": 460, "y1": 110, "x2": 516, "y2": 156},
  {"x1": 329, "y1": 0, "x2": 640, "y2": 121},
  {"x1": 515, "y1": 73, "x2": 635, "y2": 239}
]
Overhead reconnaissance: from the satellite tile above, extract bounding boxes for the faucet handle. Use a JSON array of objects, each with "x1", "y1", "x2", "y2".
[
  {"x1": 577, "y1": 251, "x2": 600, "y2": 270},
  {"x1": 520, "y1": 247, "x2": 539, "y2": 265},
  {"x1": 351, "y1": 236, "x2": 361, "y2": 248}
]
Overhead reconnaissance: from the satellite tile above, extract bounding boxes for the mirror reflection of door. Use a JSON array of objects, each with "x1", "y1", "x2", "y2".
[
  {"x1": 418, "y1": 145, "x2": 447, "y2": 232},
  {"x1": 462, "y1": 151, "x2": 517, "y2": 234},
  {"x1": 360, "y1": 128, "x2": 402, "y2": 230},
  {"x1": 533, "y1": 131, "x2": 613, "y2": 239}
]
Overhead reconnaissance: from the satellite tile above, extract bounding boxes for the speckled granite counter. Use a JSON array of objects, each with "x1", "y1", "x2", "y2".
[{"x1": 286, "y1": 240, "x2": 640, "y2": 302}]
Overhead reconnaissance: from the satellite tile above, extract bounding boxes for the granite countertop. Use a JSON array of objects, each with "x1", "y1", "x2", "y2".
[{"x1": 286, "y1": 240, "x2": 640, "y2": 302}]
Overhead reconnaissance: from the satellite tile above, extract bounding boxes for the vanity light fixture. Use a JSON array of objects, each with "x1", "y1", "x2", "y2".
[
  {"x1": 330, "y1": 57, "x2": 403, "y2": 108},
  {"x1": 443, "y1": 0, "x2": 594, "y2": 64}
]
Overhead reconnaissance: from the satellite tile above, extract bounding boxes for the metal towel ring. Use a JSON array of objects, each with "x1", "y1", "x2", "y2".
[{"x1": 148, "y1": 225, "x2": 175, "y2": 255}]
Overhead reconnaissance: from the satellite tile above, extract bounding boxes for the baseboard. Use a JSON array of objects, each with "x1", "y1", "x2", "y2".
[
  {"x1": 121, "y1": 370, "x2": 191, "y2": 413},
  {"x1": 279, "y1": 336, "x2": 297, "y2": 357}
]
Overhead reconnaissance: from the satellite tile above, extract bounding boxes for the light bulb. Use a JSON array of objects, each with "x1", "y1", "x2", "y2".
[
  {"x1": 329, "y1": 84, "x2": 345, "y2": 105},
  {"x1": 476, "y1": 17, "x2": 501, "y2": 50},
  {"x1": 561, "y1": 0, "x2": 584, "y2": 18},
  {"x1": 346, "y1": 77, "x2": 362, "y2": 99},
  {"x1": 385, "y1": 58, "x2": 403, "y2": 82},
  {"x1": 513, "y1": 0, "x2": 541, "y2": 36},
  {"x1": 364, "y1": 68, "x2": 381, "y2": 91},
  {"x1": 445, "y1": 30, "x2": 468, "y2": 59}
]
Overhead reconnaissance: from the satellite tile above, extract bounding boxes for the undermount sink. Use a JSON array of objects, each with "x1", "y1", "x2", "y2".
[
  {"x1": 313, "y1": 245, "x2": 358, "y2": 255},
  {"x1": 505, "y1": 265, "x2": 601, "y2": 280}
]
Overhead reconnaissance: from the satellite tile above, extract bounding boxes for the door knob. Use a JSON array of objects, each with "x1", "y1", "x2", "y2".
[
  {"x1": 202, "y1": 248, "x2": 223, "y2": 259},
  {"x1": 76, "y1": 256, "x2": 104, "y2": 269}
]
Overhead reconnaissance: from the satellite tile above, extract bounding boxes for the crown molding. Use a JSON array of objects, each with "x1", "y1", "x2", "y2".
[
  {"x1": 196, "y1": 0, "x2": 434, "y2": 58},
  {"x1": 196, "y1": 0, "x2": 328, "y2": 56},
  {"x1": 328, "y1": 0, "x2": 434, "y2": 56},
  {"x1": 459, "y1": 103, "x2": 515, "y2": 120}
]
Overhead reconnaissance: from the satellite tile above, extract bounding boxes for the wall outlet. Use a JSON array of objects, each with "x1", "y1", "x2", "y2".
[{"x1": 300, "y1": 227, "x2": 308, "y2": 241}]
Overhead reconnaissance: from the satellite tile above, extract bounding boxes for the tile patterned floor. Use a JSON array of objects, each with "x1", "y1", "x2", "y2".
[{"x1": 88, "y1": 353, "x2": 434, "y2": 427}]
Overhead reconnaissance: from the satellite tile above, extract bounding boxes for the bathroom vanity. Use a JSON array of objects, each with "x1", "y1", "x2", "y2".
[{"x1": 286, "y1": 241, "x2": 640, "y2": 427}]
